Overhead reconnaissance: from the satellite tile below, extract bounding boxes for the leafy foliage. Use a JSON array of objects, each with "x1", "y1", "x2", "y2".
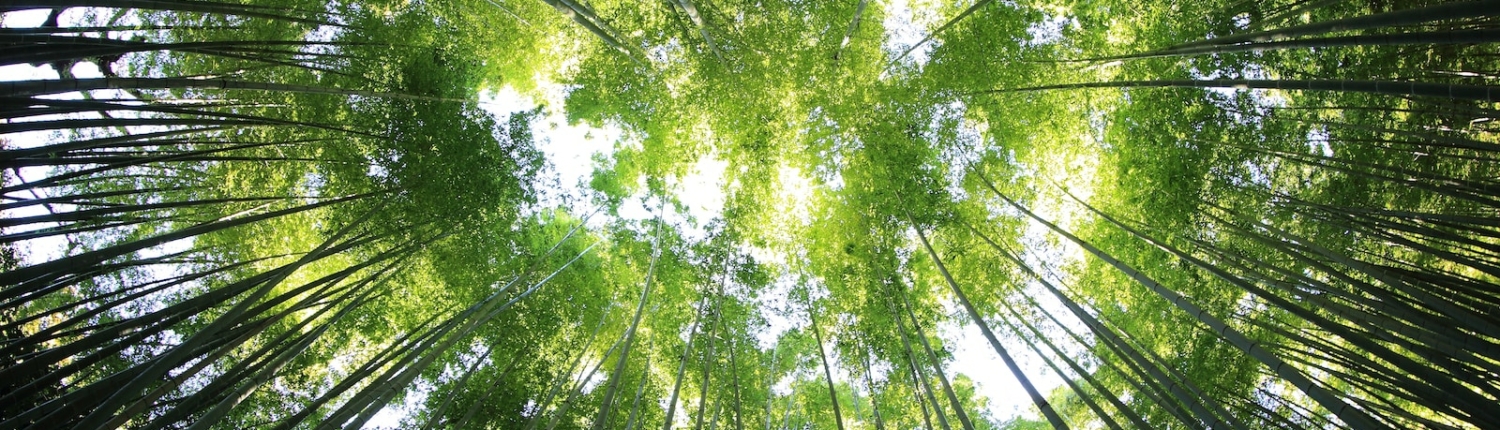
[{"x1": 3, "y1": 1, "x2": 1498, "y2": 429}]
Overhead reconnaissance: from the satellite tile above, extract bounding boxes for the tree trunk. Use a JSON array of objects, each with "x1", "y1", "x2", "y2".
[
  {"x1": 594, "y1": 244, "x2": 663, "y2": 430},
  {"x1": 808, "y1": 306, "x2": 847, "y2": 430},
  {"x1": 889, "y1": 0, "x2": 995, "y2": 65},
  {"x1": 624, "y1": 353, "x2": 654, "y2": 430},
  {"x1": 891, "y1": 289, "x2": 950, "y2": 430},
  {"x1": 972, "y1": 169, "x2": 1383, "y2": 430},
  {"x1": 900, "y1": 209, "x2": 1066, "y2": 430},
  {"x1": 895, "y1": 284, "x2": 978, "y2": 430},
  {"x1": 664, "y1": 291, "x2": 712, "y2": 430},
  {"x1": 991, "y1": 78, "x2": 1500, "y2": 103}
]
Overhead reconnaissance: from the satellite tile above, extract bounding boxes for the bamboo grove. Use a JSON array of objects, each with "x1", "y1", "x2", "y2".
[{"x1": 1, "y1": 0, "x2": 1497, "y2": 429}]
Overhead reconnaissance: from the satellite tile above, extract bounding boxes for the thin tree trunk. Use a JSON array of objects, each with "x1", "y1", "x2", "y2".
[
  {"x1": 990, "y1": 309, "x2": 1122, "y2": 430},
  {"x1": 972, "y1": 169, "x2": 1384, "y2": 430},
  {"x1": 986, "y1": 78, "x2": 1500, "y2": 103},
  {"x1": 912, "y1": 371, "x2": 936, "y2": 430},
  {"x1": 624, "y1": 353, "x2": 654, "y2": 430},
  {"x1": 833, "y1": 0, "x2": 868, "y2": 60},
  {"x1": 1000, "y1": 232, "x2": 1213, "y2": 430},
  {"x1": 546, "y1": 333, "x2": 629, "y2": 430},
  {"x1": 421, "y1": 346, "x2": 498, "y2": 430},
  {"x1": 664, "y1": 290, "x2": 712, "y2": 430},
  {"x1": 539, "y1": 0, "x2": 644, "y2": 64},
  {"x1": 891, "y1": 289, "x2": 949, "y2": 430},
  {"x1": 2, "y1": 76, "x2": 464, "y2": 102},
  {"x1": 526, "y1": 309, "x2": 613, "y2": 430},
  {"x1": 764, "y1": 342, "x2": 778, "y2": 430},
  {"x1": 594, "y1": 243, "x2": 663, "y2": 429},
  {"x1": 62, "y1": 208, "x2": 388, "y2": 430},
  {"x1": 899, "y1": 206, "x2": 1066, "y2": 430},
  {"x1": 808, "y1": 305, "x2": 847, "y2": 430},
  {"x1": 0, "y1": 190, "x2": 379, "y2": 289},
  {"x1": 253, "y1": 303, "x2": 453, "y2": 430},
  {"x1": 1164, "y1": 0, "x2": 1498, "y2": 51},
  {"x1": 729, "y1": 338, "x2": 744, "y2": 430},
  {"x1": 694, "y1": 295, "x2": 723, "y2": 430},
  {"x1": 334, "y1": 239, "x2": 599, "y2": 430},
  {"x1": 860, "y1": 349, "x2": 885, "y2": 430},
  {"x1": 889, "y1": 0, "x2": 995, "y2": 65},
  {"x1": 669, "y1": 0, "x2": 725, "y2": 63},
  {"x1": 994, "y1": 290, "x2": 1147, "y2": 429},
  {"x1": 450, "y1": 353, "x2": 524, "y2": 430},
  {"x1": 1055, "y1": 29, "x2": 1500, "y2": 63},
  {"x1": 895, "y1": 284, "x2": 978, "y2": 430}
]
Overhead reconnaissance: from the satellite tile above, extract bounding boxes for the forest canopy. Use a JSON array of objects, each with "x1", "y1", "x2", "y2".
[{"x1": 2, "y1": 0, "x2": 1499, "y2": 429}]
